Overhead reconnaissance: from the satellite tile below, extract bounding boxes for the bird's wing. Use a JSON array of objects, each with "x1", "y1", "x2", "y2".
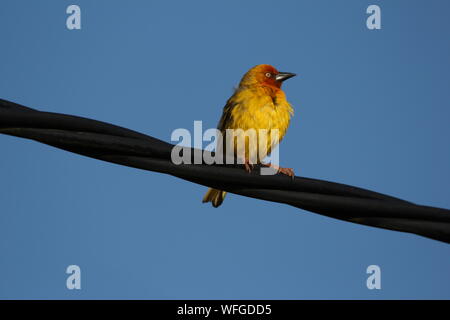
[
  {"x1": 217, "y1": 97, "x2": 239, "y2": 132},
  {"x1": 215, "y1": 94, "x2": 245, "y2": 158}
]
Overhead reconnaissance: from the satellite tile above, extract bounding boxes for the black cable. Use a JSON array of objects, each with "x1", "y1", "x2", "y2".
[{"x1": 1, "y1": 98, "x2": 449, "y2": 244}]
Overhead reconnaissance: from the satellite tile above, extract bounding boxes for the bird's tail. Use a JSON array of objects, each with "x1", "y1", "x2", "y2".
[{"x1": 202, "y1": 188, "x2": 227, "y2": 208}]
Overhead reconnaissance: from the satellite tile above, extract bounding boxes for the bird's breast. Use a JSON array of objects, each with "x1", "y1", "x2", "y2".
[
  {"x1": 230, "y1": 88, "x2": 293, "y2": 136},
  {"x1": 225, "y1": 87, "x2": 293, "y2": 160}
]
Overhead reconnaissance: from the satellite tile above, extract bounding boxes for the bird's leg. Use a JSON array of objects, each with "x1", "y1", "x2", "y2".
[
  {"x1": 261, "y1": 162, "x2": 295, "y2": 178},
  {"x1": 244, "y1": 158, "x2": 254, "y2": 173}
]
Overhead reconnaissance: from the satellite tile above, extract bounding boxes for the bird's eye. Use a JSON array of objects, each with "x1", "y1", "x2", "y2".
[{"x1": 265, "y1": 72, "x2": 272, "y2": 78}]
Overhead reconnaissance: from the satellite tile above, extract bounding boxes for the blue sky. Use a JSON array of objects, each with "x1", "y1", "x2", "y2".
[{"x1": 0, "y1": 0, "x2": 449, "y2": 299}]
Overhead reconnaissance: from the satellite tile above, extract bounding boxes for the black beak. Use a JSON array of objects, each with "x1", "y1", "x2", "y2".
[{"x1": 275, "y1": 72, "x2": 296, "y2": 82}]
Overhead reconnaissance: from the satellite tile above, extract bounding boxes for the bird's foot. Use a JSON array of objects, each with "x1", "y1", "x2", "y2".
[
  {"x1": 278, "y1": 167, "x2": 295, "y2": 177},
  {"x1": 244, "y1": 159, "x2": 254, "y2": 173},
  {"x1": 262, "y1": 163, "x2": 295, "y2": 178}
]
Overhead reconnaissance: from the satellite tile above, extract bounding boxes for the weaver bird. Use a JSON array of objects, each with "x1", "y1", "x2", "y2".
[{"x1": 202, "y1": 64, "x2": 296, "y2": 207}]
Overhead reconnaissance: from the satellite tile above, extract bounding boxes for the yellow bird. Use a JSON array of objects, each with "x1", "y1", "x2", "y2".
[{"x1": 202, "y1": 64, "x2": 296, "y2": 207}]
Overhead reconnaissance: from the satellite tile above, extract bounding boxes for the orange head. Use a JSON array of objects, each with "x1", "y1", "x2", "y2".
[{"x1": 238, "y1": 64, "x2": 296, "y2": 89}]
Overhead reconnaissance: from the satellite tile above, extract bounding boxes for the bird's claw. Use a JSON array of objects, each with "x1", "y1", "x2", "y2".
[
  {"x1": 262, "y1": 163, "x2": 295, "y2": 179},
  {"x1": 278, "y1": 167, "x2": 295, "y2": 178},
  {"x1": 244, "y1": 160, "x2": 254, "y2": 173}
]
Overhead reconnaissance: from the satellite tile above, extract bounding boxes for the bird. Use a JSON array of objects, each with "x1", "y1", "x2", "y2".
[{"x1": 202, "y1": 64, "x2": 296, "y2": 207}]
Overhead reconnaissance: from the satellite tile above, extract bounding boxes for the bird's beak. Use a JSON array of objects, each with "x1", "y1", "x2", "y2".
[{"x1": 275, "y1": 72, "x2": 296, "y2": 82}]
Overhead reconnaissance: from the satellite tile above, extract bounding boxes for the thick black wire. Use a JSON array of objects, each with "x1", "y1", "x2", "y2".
[{"x1": 1, "y1": 98, "x2": 449, "y2": 244}]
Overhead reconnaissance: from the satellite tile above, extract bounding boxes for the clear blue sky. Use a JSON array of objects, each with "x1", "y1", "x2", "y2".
[{"x1": 1, "y1": 0, "x2": 449, "y2": 299}]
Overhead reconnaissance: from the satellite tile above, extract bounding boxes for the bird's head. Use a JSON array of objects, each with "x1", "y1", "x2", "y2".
[{"x1": 239, "y1": 64, "x2": 296, "y2": 89}]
